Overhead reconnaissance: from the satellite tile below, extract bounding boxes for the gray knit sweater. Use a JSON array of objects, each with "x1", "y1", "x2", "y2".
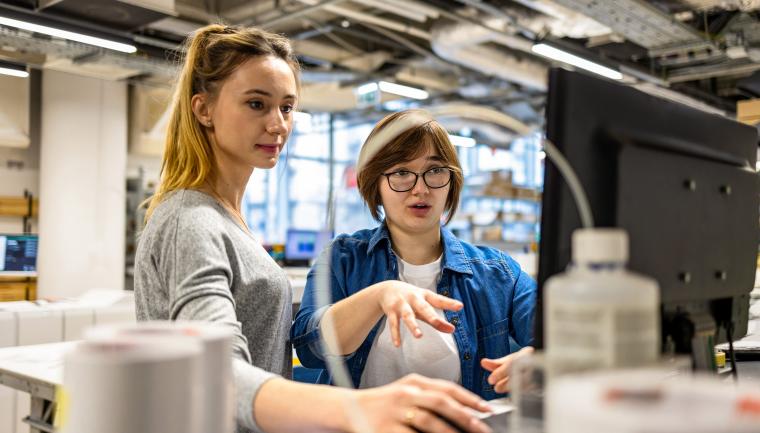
[{"x1": 134, "y1": 189, "x2": 293, "y2": 433}]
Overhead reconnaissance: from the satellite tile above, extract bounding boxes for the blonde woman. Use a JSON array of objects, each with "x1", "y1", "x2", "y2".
[{"x1": 134, "y1": 25, "x2": 492, "y2": 433}]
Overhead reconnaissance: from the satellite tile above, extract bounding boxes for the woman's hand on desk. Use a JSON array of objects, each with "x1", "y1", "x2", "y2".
[
  {"x1": 481, "y1": 346, "x2": 535, "y2": 393},
  {"x1": 356, "y1": 373, "x2": 492, "y2": 433},
  {"x1": 377, "y1": 281, "x2": 463, "y2": 347}
]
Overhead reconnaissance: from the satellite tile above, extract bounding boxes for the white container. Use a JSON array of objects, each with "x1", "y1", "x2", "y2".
[
  {"x1": 61, "y1": 336, "x2": 203, "y2": 433},
  {"x1": 547, "y1": 369, "x2": 760, "y2": 433},
  {"x1": 86, "y1": 321, "x2": 234, "y2": 433},
  {"x1": 545, "y1": 228, "x2": 660, "y2": 379}
]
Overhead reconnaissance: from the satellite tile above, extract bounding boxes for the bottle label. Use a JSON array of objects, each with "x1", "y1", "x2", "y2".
[{"x1": 547, "y1": 302, "x2": 659, "y2": 376}]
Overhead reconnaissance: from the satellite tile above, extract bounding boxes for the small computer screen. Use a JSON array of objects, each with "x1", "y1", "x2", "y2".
[
  {"x1": 0, "y1": 234, "x2": 38, "y2": 275},
  {"x1": 285, "y1": 229, "x2": 333, "y2": 262}
]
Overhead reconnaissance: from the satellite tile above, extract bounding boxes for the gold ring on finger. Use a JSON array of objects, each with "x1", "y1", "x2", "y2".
[{"x1": 404, "y1": 408, "x2": 417, "y2": 426}]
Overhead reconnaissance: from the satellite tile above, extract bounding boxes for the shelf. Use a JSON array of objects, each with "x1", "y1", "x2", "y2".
[
  {"x1": 0, "y1": 277, "x2": 36, "y2": 302},
  {"x1": 0, "y1": 196, "x2": 38, "y2": 218}
]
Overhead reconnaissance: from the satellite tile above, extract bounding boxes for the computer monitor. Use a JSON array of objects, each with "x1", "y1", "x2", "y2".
[
  {"x1": 537, "y1": 68, "x2": 758, "y2": 369},
  {"x1": 285, "y1": 229, "x2": 333, "y2": 266},
  {"x1": 0, "y1": 234, "x2": 38, "y2": 276}
]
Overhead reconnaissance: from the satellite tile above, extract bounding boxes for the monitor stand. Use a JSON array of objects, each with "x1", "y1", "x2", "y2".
[
  {"x1": 690, "y1": 311, "x2": 718, "y2": 371},
  {"x1": 664, "y1": 309, "x2": 721, "y2": 371}
]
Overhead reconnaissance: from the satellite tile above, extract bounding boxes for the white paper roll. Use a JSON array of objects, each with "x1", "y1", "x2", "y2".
[
  {"x1": 85, "y1": 321, "x2": 234, "y2": 433},
  {"x1": 61, "y1": 336, "x2": 203, "y2": 433}
]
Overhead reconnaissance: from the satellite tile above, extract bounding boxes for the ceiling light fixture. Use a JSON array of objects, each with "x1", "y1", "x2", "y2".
[
  {"x1": 378, "y1": 81, "x2": 429, "y2": 100},
  {"x1": 356, "y1": 82, "x2": 379, "y2": 95},
  {"x1": 0, "y1": 61, "x2": 28, "y2": 78},
  {"x1": 0, "y1": 16, "x2": 137, "y2": 54},
  {"x1": 531, "y1": 43, "x2": 622, "y2": 81}
]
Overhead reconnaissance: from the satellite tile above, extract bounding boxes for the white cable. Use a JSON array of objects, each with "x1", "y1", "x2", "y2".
[
  {"x1": 314, "y1": 251, "x2": 373, "y2": 433},
  {"x1": 429, "y1": 103, "x2": 595, "y2": 228},
  {"x1": 541, "y1": 137, "x2": 594, "y2": 229}
]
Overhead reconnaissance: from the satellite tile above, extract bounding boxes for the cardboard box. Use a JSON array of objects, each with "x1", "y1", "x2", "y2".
[{"x1": 737, "y1": 99, "x2": 760, "y2": 125}]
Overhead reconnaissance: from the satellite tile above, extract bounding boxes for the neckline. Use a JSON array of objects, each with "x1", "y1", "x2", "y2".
[{"x1": 187, "y1": 189, "x2": 256, "y2": 241}]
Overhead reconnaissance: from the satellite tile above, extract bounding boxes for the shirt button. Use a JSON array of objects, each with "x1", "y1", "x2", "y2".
[
  {"x1": 464, "y1": 352, "x2": 471, "y2": 361},
  {"x1": 451, "y1": 317, "x2": 459, "y2": 326},
  {"x1": 441, "y1": 290, "x2": 450, "y2": 296}
]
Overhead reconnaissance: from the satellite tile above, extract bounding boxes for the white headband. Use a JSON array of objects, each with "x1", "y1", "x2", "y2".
[{"x1": 355, "y1": 110, "x2": 435, "y2": 173}]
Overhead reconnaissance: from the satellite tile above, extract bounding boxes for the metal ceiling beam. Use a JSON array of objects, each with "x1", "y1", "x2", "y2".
[
  {"x1": 667, "y1": 59, "x2": 760, "y2": 82},
  {"x1": 309, "y1": 1, "x2": 432, "y2": 40},
  {"x1": 255, "y1": 0, "x2": 348, "y2": 28},
  {"x1": 0, "y1": 26, "x2": 176, "y2": 76},
  {"x1": 550, "y1": 0, "x2": 711, "y2": 51}
]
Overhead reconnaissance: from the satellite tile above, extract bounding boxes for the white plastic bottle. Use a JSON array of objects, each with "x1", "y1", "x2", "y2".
[{"x1": 545, "y1": 228, "x2": 660, "y2": 379}]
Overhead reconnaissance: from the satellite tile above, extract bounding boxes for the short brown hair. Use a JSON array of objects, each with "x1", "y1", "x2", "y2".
[{"x1": 357, "y1": 110, "x2": 464, "y2": 224}]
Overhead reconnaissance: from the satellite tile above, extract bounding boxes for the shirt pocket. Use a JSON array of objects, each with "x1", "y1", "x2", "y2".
[{"x1": 476, "y1": 318, "x2": 511, "y2": 396}]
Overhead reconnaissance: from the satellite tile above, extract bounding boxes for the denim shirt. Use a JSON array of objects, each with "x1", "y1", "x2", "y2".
[{"x1": 290, "y1": 223, "x2": 537, "y2": 400}]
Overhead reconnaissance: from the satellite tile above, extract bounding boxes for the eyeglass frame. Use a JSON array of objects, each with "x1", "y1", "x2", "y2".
[{"x1": 380, "y1": 166, "x2": 454, "y2": 192}]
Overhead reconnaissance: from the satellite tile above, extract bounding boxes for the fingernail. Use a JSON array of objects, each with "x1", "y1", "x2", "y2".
[
  {"x1": 487, "y1": 376, "x2": 495, "y2": 385},
  {"x1": 415, "y1": 329, "x2": 422, "y2": 337},
  {"x1": 478, "y1": 401, "x2": 491, "y2": 411}
]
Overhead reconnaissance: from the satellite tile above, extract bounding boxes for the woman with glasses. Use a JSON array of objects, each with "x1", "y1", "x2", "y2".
[{"x1": 292, "y1": 109, "x2": 537, "y2": 399}]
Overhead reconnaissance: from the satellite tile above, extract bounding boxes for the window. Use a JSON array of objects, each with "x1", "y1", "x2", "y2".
[{"x1": 242, "y1": 114, "x2": 544, "y2": 256}]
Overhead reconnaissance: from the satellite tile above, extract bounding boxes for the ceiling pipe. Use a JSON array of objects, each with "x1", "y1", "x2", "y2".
[
  {"x1": 349, "y1": 0, "x2": 430, "y2": 22},
  {"x1": 429, "y1": 103, "x2": 533, "y2": 136},
  {"x1": 256, "y1": 0, "x2": 348, "y2": 29},
  {"x1": 295, "y1": 0, "x2": 431, "y2": 40},
  {"x1": 430, "y1": 17, "x2": 548, "y2": 90}
]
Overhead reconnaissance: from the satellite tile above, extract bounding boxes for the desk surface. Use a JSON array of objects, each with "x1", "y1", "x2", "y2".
[{"x1": 0, "y1": 341, "x2": 74, "y2": 401}]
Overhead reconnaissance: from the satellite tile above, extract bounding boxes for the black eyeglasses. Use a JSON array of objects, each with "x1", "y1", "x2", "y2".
[{"x1": 381, "y1": 167, "x2": 453, "y2": 192}]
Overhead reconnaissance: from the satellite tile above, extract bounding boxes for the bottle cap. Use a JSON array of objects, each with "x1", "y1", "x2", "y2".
[{"x1": 572, "y1": 228, "x2": 628, "y2": 264}]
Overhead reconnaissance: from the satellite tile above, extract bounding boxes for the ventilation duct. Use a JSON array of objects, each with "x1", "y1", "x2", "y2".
[
  {"x1": 0, "y1": 74, "x2": 29, "y2": 148},
  {"x1": 129, "y1": 84, "x2": 171, "y2": 156},
  {"x1": 430, "y1": 18, "x2": 548, "y2": 90},
  {"x1": 549, "y1": 0, "x2": 710, "y2": 51},
  {"x1": 36, "y1": 0, "x2": 175, "y2": 30},
  {"x1": 292, "y1": 39, "x2": 391, "y2": 73},
  {"x1": 679, "y1": 0, "x2": 760, "y2": 11},
  {"x1": 509, "y1": 0, "x2": 612, "y2": 39}
]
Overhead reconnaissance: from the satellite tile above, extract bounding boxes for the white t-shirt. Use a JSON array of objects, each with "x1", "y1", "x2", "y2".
[{"x1": 359, "y1": 255, "x2": 461, "y2": 388}]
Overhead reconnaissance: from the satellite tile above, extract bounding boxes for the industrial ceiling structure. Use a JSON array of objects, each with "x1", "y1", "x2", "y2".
[{"x1": 2, "y1": 0, "x2": 760, "y2": 136}]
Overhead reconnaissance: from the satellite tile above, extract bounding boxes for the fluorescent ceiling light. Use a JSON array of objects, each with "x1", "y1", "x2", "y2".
[
  {"x1": 0, "y1": 16, "x2": 137, "y2": 53},
  {"x1": 0, "y1": 64, "x2": 28, "y2": 78},
  {"x1": 449, "y1": 134, "x2": 476, "y2": 147},
  {"x1": 378, "y1": 81, "x2": 429, "y2": 100},
  {"x1": 531, "y1": 43, "x2": 622, "y2": 81},
  {"x1": 357, "y1": 82, "x2": 379, "y2": 95}
]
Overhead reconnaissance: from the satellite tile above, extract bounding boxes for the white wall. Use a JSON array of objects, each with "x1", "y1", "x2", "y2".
[
  {"x1": 37, "y1": 71, "x2": 127, "y2": 298},
  {"x1": 0, "y1": 73, "x2": 29, "y2": 149}
]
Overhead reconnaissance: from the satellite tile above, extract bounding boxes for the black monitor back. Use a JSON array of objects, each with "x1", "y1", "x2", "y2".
[{"x1": 536, "y1": 68, "x2": 759, "y2": 352}]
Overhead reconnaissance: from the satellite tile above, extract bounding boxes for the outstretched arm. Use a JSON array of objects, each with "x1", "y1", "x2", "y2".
[{"x1": 254, "y1": 374, "x2": 493, "y2": 433}]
